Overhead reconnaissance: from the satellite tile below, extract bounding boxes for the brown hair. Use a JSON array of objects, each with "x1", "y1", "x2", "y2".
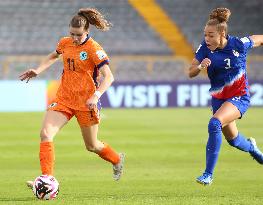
[
  {"x1": 70, "y1": 8, "x2": 112, "y2": 31},
  {"x1": 206, "y1": 8, "x2": 231, "y2": 34}
]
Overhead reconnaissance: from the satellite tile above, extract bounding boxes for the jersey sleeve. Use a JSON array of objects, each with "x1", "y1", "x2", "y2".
[
  {"x1": 235, "y1": 36, "x2": 254, "y2": 53},
  {"x1": 195, "y1": 41, "x2": 207, "y2": 63},
  {"x1": 89, "y1": 43, "x2": 110, "y2": 69},
  {"x1": 56, "y1": 38, "x2": 67, "y2": 54}
]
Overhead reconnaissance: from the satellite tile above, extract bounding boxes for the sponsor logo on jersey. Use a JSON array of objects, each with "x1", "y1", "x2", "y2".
[
  {"x1": 48, "y1": 102, "x2": 57, "y2": 108},
  {"x1": 96, "y1": 50, "x2": 106, "y2": 60},
  {"x1": 240, "y1": 37, "x2": 250, "y2": 44}
]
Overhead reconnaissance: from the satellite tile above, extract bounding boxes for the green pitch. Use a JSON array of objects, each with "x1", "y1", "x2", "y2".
[{"x1": 0, "y1": 108, "x2": 262, "y2": 205}]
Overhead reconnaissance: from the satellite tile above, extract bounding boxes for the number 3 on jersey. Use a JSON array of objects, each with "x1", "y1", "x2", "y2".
[
  {"x1": 67, "y1": 58, "x2": 75, "y2": 71},
  {"x1": 224, "y1": 58, "x2": 231, "y2": 69}
]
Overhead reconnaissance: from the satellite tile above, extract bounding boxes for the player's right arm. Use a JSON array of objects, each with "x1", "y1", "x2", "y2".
[
  {"x1": 188, "y1": 41, "x2": 211, "y2": 78},
  {"x1": 188, "y1": 58, "x2": 211, "y2": 78},
  {"x1": 19, "y1": 51, "x2": 60, "y2": 83}
]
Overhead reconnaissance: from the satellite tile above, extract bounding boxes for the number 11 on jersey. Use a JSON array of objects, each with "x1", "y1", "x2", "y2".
[{"x1": 67, "y1": 58, "x2": 75, "y2": 71}]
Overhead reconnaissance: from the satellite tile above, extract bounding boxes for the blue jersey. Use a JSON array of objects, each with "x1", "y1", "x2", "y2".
[{"x1": 195, "y1": 35, "x2": 254, "y2": 99}]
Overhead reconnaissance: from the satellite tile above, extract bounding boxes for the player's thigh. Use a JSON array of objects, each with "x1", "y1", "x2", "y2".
[
  {"x1": 41, "y1": 110, "x2": 69, "y2": 138},
  {"x1": 80, "y1": 124, "x2": 99, "y2": 145},
  {"x1": 75, "y1": 109, "x2": 100, "y2": 127},
  {"x1": 76, "y1": 109, "x2": 103, "y2": 150},
  {"x1": 75, "y1": 109, "x2": 100, "y2": 145},
  {"x1": 222, "y1": 121, "x2": 238, "y2": 140},
  {"x1": 213, "y1": 101, "x2": 240, "y2": 127}
]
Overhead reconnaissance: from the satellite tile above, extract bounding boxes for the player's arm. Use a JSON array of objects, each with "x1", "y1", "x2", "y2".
[
  {"x1": 95, "y1": 64, "x2": 114, "y2": 96},
  {"x1": 86, "y1": 64, "x2": 114, "y2": 109},
  {"x1": 188, "y1": 58, "x2": 211, "y2": 78},
  {"x1": 19, "y1": 51, "x2": 60, "y2": 83},
  {"x1": 250, "y1": 35, "x2": 263, "y2": 48}
]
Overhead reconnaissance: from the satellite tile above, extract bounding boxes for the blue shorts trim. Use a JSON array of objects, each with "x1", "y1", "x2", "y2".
[{"x1": 211, "y1": 94, "x2": 250, "y2": 118}]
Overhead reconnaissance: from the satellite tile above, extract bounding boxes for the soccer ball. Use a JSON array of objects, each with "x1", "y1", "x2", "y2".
[{"x1": 32, "y1": 175, "x2": 59, "y2": 200}]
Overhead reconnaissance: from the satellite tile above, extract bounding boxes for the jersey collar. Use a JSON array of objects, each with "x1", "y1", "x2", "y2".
[
  {"x1": 215, "y1": 35, "x2": 230, "y2": 51},
  {"x1": 80, "y1": 34, "x2": 90, "y2": 45}
]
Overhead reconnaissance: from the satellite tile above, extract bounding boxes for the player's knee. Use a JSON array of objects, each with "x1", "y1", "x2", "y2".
[
  {"x1": 40, "y1": 128, "x2": 53, "y2": 141},
  {"x1": 85, "y1": 144, "x2": 99, "y2": 152},
  {"x1": 208, "y1": 117, "x2": 222, "y2": 133}
]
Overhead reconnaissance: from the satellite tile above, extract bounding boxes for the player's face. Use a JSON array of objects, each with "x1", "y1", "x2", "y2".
[
  {"x1": 69, "y1": 26, "x2": 88, "y2": 45},
  {"x1": 204, "y1": 25, "x2": 221, "y2": 51}
]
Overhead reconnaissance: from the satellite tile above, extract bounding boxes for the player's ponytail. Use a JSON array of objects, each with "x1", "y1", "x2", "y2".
[
  {"x1": 206, "y1": 8, "x2": 231, "y2": 34},
  {"x1": 70, "y1": 8, "x2": 111, "y2": 31}
]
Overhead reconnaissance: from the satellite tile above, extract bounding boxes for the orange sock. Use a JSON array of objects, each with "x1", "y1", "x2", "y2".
[
  {"x1": 98, "y1": 143, "x2": 120, "y2": 165},
  {"x1": 39, "y1": 141, "x2": 54, "y2": 176}
]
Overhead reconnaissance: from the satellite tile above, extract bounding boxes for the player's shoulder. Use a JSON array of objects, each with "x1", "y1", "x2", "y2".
[
  {"x1": 229, "y1": 35, "x2": 250, "y2": 43},
  {"x1": 84, "y1": 38, "x2": 108, "y2": 61},
  {"x1": 228, "y1": 35, "x2": 252, "y2": 51},
  {"x1": 86, "y1": 37, "x2": 103, "y2": 50},
  {"x1": 85, "y1": 38, "x2": 107, "y2": 58},
  {"x1": 195, "y1": 40, "x2": 208, "y2": 54},
  {"x1": 58, "y1": 37, "x2": 72, "y2": 45},
  {"x1": 228, "y1": 35, "x2": 242, "y2": 44}
]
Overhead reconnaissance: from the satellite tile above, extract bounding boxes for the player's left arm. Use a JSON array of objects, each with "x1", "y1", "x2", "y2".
[
  {"x1": 86, "y1": 64, "x2": 114, "y2": 109},
  {"x1": 96, "y1": 64, "x2": 114, "y2": 95},
  {"x1": 250, "y1": 35, "x2": 263, "y2": 47}
]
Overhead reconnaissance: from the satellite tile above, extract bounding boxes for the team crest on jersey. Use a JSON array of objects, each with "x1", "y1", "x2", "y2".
[
  {"x1": 232, "y1": 50, "x2": 239, "y2": 57},
  {"x1": 80, "y1": 51, "x2": 88, "y2": 60}
]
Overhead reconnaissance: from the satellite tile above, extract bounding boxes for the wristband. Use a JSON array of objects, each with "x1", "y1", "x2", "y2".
[
  {"x1": 197, "y1": 64, "x2": 204, "y2": 70},
  {"x1": 94, "y1": 90, "x2": 102, "y2": 99}
]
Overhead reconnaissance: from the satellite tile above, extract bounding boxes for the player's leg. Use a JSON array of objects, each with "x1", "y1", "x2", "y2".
[
  {"x1": 80, "y1": 125, "x2": 124, "y2": 180},
  {"x1": 39, "y1": 110, "x2": 69, "y2": 176},
  {"x1": 223, "y1": 121, "x2": 251, "y2": 151},
  {"x1": 197, "y1": 101, "x2": 240, "y2": 185},
  {"x1": 223, "y1": 95, "x2": 263, "y2": 164},
  {"x1": 223, "y1": 121, "x2": 263, "y2": 164},
  {"x1": 27, "y1": 109, "x2": 70, "y2": 189},
  {"x1": 76, "y1": 109, "x2": 124, "y2": 180}
]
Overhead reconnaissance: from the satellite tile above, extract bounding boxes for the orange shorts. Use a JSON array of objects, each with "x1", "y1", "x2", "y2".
[{"x1": 47, "y1": 102, "x2": 100, "y2": 127}]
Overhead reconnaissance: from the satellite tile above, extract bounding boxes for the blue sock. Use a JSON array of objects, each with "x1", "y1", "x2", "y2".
[
  {"x1": 227, "y1": 133, "x2": 252, "y2": 152},
  {"x1": 205, "y1": 117, "x2": 222, "y2": 175}
]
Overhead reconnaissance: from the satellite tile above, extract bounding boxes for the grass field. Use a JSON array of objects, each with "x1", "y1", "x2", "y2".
[{"x1": 0, "y1": 108, "x2": 262, "y2": 205}]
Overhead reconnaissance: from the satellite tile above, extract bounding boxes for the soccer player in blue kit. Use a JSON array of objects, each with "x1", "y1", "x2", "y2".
[{"x1": 188, "y1": 7, "x2": 263, "y2": 185}]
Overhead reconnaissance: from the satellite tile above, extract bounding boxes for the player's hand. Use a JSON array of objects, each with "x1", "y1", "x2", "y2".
[
  {"x1": 19, "y1": 69, "x2": 39, "y2": 83},
  {"x1": 200, "y1": 58, "x2": 211, "y2": 69},
  {"x1": 86, "y1": 95, "x2": 99, "y2": 110}
]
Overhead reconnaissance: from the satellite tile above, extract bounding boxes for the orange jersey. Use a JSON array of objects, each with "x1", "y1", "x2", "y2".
[{"x1": 55, "y1": 36, "x2": 109, "y2": 110}]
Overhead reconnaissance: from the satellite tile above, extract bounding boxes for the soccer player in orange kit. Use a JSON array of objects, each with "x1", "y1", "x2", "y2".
[{"x1": 19, "y1": 8, "x2": 125, "y2": 187}]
